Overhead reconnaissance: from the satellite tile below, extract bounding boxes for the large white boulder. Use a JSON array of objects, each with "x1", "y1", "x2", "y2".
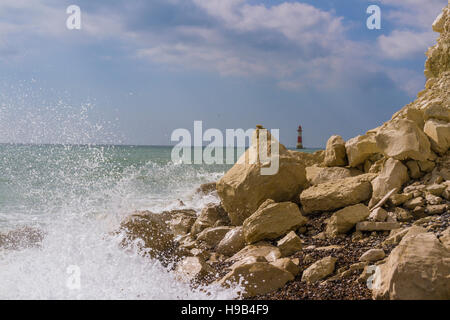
[
  {"x1": 375, "y1": 119, "x2": 431, "y2": 162},
  {"x1": 300, "y1": 174, "x2": 376, "y2": 214},
  {"x1": 373, "y1": 232, "x2": 450, "y2": 300},
  {"x1": 217, "y1": 127, "x2": 308, "y2": 225},
  {"x1": 345, "y1": 134, "x2": 380, "y2": 167},
  {"x1": 324, "y1": 135, "x2": 347, "y2": 167},
  {"x1": 243, "y1": 200, "x2": 307, "y2": 244}
]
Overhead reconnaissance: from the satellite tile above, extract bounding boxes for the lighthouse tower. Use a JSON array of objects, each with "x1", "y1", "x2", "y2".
[{"x1": 296, "y1": 125, "x2": 304, "y2": 149}]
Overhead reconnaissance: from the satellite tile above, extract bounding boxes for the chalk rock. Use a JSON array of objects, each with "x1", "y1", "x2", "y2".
[
  {"x1": 227, "y1": 242, "x2": 282, "y2": 263},
  {"x1": 427, "y1": 204, "x2": 448, "y2": 215},
  {"x1": 424, "y1": 119, "x2": 450, "y2": 155},
  {"x1": 277, "y1": 231, "x2": 303, "y2": 257},
  {"x1": 306, "y1": 166, "x2": 361, "y2": 186},
  {"x1": 426, "y1": 184, "x2": 446, "y2": 197},
  {"x1": 369, "y1": 207, "x2": 388, "y2": 222},
  {"x1": 404, "y1": 197, "x2": 425, "y2": 210},
  {"x1": 215, "y1": 227, "x2": 246, "y2": 256},
  {"x1": 300, "y1": 174, "x2": 375, "y2": 214},
  {"x1": 345, "y1": 134, "x2": 380, "y2": 167},
  {"x1": 369, "y1": 158, "x2": 409, "y2": 208},
  {"x1": 168, "y1": 210, "x2": 197, "y2": 236},
  {"x1": 360, "y1": 249, "x2": 385, "y2": 262},
  {"x1": 356, "y1": 221, "x2": 400, "y2": 232},
  {"x1": 217, "y1": 127, "x2": 308, "y2": 225},
  {"x1": 373, "y1": 232, "x2": 450, "y2": 300},
  {"x1": 119, "y1": 211, "x2": 179, "y2": 263},
  {"x1": 219, "y1": 262, "x2": 294, "y2": 298},
  {"x1": 301, "y1": 256, "x2": 337, "y2": 283},
  {"x1": 375, "y1": 119, "x2": 431, "y2": 162},
  {"x1": 176, "y1": 256, "x2": 213, "y2": 282},
  {"x1": 191, "y1": 204, "x2": 229, "y2": 236},
  {"x1": 197, "y1": 226, "x2": 233, "y2": 248},
  {"x1": 426, "y1": 193, "x2": 442, "y2": 205},
  {"x1": 325, "y1": 204, "x2": 370, "y2": 237},
  {"x1": 390, "y1": 193, "x2": 413, "y2": 206},
  {"x1": 324, "y1": 135, "x2": 347, "y2": 167},
  {"x1": 243, "y1": 200, "x2": 307, "y2": 244}
]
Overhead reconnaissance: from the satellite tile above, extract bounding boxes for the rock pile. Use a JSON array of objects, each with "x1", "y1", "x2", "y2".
[{"x1": 118, "y1": 3, "x2": 450, "y2": 300}]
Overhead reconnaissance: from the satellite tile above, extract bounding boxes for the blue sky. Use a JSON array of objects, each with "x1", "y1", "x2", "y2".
[{"x1": 0, "y1": 0, "x2": 447, "y2": 147}]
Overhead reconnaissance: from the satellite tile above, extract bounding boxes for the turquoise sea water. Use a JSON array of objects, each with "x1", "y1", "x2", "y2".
[{"x1": 0, "y1": 144, "x2": 318, "y2": 299}]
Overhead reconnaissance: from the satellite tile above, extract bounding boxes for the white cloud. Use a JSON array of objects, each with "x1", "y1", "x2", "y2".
[
  {"x1": 378, "y1": 30, "x2": 436, "y2": 59},
  {"x1": 134, "y1": 0, "x2": 362, "y2": 90},
  {"x1": 193, "y1": 0, "x2": 345, "y2": 45},
  {"x1": 1, "y1": 0, "x2": 446, "y2": 95},
  {"x1": 377, "y1": 0, "x2": 447, "y2": 27},
  {"x1": 375, "y1": 0, "x2": 446, "y2": 59}
]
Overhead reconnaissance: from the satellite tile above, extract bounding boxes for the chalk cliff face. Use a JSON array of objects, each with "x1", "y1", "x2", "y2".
[{"x1": 386, "y1": 3, "x2": 450, "y2": 158}]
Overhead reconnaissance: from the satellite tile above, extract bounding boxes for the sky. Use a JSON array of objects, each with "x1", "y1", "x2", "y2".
[{"x1": 0, "y1": 0, "x2": 447, "y2": 147}]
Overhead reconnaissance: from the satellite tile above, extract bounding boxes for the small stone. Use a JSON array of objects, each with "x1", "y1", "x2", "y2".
[
  {"x1": 226, "y1": 242, "x2": 282, "y2": 263},
  {"x1": 277, "y1": 231, "x2": 303, "y2": 257},
  {"x1": 301, "y1": 256, "x2": 337, "y2": 283},
  {"x1": 191, "y1": 204, "x2": 229, "y2": 236},
  {"x1": 219, "y1": 262, "x2": 294, "y2": 298},
  {"x1": 390, "y1": 193, "x2": 413, "y2": 206},
  {"x1": 176, "y1": 256, "x2": 213, "y2": 282},
  {"x1": 412, "y1": 206, "x2": 426, "y2": 219},
  {"x1": 356, "y1": 221, "x2": 401, "y2": 232},
  {"x1": 315, "y1": 245, "x2": 343, "y2": 251},
  {"x1": 216, "y1": 227, "x2": 245, "y2": 256},
  {"x1": 369, "y1": 207, "x2": 388, "y2": 222},
  {"x1": 427, "y1": 204, "x2": 448, "y2": 215},
  {"x1": 395, "y1": 207, "x2": 413, "y2": 222},
  {"x1": 303, "y1": 254, "x2": 315, "y2": 264},
  {"x1": 386, "y1": 212, "x2": 398, "y2": 223},
  {"x1": 359, "y1": 249, "x2": 385, "y2": 262},
  {"x1": 197, "y1": 226, "x2": 233, "y2": 248},
  {"x1": 425, "y1": 194, "x2": 442, "y2": 205},
  {"x1": 325, "y1": 204, "x2": 370, "y2": 237},
  {"x1": 412, "y1": 190, "x2": 422, "y2": 198},
  {"x1": 168, "y1": 211, "x2": 197, "y2": 236},
  {"x1": 404, "y1": 197, "x2": 425, "y2": 210},
  {"x1": 352, "y1": 230, "x2": 364, "y2": 242},
  {"x1": 426, "y1": 184, "x2": 446, "y2": 197}
]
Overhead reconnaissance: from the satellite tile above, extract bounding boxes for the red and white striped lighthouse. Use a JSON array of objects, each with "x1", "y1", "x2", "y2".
[{"x1": 296, "y1": 125, "x2": 303, "y2": 149}]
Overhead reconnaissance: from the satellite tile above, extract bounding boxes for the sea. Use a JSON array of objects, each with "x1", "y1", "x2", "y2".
[{"x1": 0, "y1": 144, "x2": 319, "y2": 299}]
